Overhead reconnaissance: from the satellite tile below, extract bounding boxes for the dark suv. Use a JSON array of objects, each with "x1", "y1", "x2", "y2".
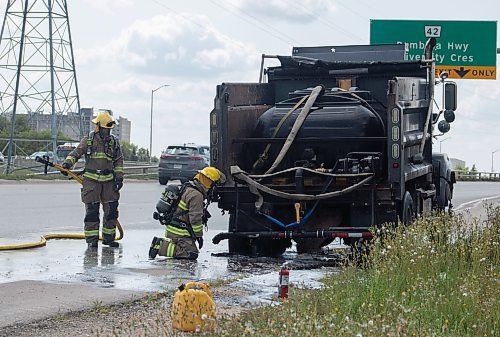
[{"x1": 158, "y1": 144, "x2": 210, "y2": 185}]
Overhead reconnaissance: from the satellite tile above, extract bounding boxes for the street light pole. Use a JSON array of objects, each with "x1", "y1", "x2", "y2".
[
  {"x1": 492, "y1": 149, "x2": 500, "y2": 172},
  {"x1": 150, "y1": 84, "x2": 169, "y2": 163}
]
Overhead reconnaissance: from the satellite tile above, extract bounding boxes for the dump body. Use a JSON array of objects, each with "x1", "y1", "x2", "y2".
[{"x1": 211, "y1": 42, "x2": 454, "y2": 256}]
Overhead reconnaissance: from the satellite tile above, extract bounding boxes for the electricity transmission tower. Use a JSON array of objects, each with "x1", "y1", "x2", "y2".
[{"x1": 0, "y1": 0, "x2": 81, "y2": 173}]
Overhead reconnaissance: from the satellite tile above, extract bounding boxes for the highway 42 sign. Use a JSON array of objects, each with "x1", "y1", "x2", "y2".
[{"x1": 370, "y1": 20, "x2": 497, "y2": 80}]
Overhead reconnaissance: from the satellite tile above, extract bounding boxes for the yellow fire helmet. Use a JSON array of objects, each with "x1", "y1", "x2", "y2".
[
  {"x1": 92, "y1": 112, "x2": 116, "y2": 129},
  {"x1": 198, "y1": 166, "x2": 221, "y2": 183}
]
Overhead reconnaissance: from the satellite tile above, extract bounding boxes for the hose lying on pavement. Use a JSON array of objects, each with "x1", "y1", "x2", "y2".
[{"x1": 0, "y1": 156, "x2": 124, "y2": 251}]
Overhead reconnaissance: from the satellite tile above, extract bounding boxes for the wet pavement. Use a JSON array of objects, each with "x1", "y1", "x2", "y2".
[
  {"x1": 0, "y1": 180, "x2": 499, "y2": 327},
  {"x1": 0, "y1": 212, "x2": 345, "y2": 292},
  {"x1": 0, "y1": 181, "x2": 347, "y2": 326},
  {"x1": 0, "y1": 225, "x2": 346, "y2": 327}
]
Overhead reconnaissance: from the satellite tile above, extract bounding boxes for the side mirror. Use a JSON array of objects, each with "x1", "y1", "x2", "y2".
[{"x1": 444, "y1": 82, "x2": 457, "y2": 111}]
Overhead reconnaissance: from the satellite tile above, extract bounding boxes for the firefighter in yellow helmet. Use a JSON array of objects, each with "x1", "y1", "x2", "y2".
[
  {"x1": 149, "y1": 166, "x2": 223, "y2": 260},
  {"x1": 62, "y1": 112, "x2": 124, "y2": 248}
]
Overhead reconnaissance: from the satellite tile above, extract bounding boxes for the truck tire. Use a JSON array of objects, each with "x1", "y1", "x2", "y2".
[
  {"x1": 159, "y1": 176, "x2": 168, "y2": 185},
  {"x1": 227, "y1": 214, "x2": 290, "y2": 257},
  {"x1": 228, "y1": 237, "x2": 289, "y2": 257},
  {"x1": 228, "y1": 237, "x2": 251, "y2": 255},
  {"x1": 445, "y1": 181, "x2": 452, "y2": 206},
  {"x1": 400, "y1": 191, "x2": 414, "y2": 225}
]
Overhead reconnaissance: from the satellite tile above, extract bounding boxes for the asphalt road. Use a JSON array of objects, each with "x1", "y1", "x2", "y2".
[
  {"x1": 0, "y1": 180, "x2": 499, "y2": 327},
  {"x1": 1, "y1": 180, "x2": 499, "y2": 241}
]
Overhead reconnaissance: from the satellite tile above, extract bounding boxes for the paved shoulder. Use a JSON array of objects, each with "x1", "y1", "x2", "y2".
[{"x1": 0, "y1": 280, "x2": 143, "y2": 328}]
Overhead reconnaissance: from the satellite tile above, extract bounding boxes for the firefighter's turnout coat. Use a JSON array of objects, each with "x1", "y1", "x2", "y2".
[
  {"x1": 159, "y1": 180, "x2": 207, "y2": 259},
  {"x1": 64, "y1": 131, "x2": 124, "y2": 243}
]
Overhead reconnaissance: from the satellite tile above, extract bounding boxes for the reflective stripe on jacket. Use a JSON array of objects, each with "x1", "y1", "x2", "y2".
[
  {"x1": 63, "y1": 132, "x2": 124, "y2": 182},
  {"x1": 166, "y1": 181, "x2": 207, "y2": 238}
]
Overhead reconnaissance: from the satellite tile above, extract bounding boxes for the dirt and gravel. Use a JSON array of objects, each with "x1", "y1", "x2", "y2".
[{"x1": 0, "y1": 284, "x2": 249, "y2": 337}]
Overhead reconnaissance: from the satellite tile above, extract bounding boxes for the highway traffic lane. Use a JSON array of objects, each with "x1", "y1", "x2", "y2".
[
  {"x1": 0, "y1": 180, "x2": 229, "y2": 243},
  {"x1": 2, "y1": 180, "x2": 499, "y2": 238}
]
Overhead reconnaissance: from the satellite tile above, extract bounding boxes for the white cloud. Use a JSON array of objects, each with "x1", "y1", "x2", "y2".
[
  {"x1": 73, "y1": 12, "x2": 262, "y2": 153},
  {"x1": 81, "y1": 13, "x2": 259, "y2": 78}
]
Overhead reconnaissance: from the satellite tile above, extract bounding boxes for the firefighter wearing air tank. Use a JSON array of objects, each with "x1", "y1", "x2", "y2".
[
  {"x1": 149, "y1": 167, "x2": 222, "y2": 260},
  {"x1": 62, "y1": 112, "x2": 124, "y2": 248}
]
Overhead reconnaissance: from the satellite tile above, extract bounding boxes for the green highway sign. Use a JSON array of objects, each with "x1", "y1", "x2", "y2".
[{"x1": 370, "y1": 20, "x2": 497, "y2": 80}]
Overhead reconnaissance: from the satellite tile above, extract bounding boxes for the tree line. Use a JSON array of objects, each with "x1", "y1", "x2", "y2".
[{"x1": 0, "y1": 115, "x2": 155, "y2": 162}]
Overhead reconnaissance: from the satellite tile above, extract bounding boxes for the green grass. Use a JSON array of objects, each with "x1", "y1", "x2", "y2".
[
  {"x1": 72, "y1": 207, "x2": 500, "y2": 337},
  {"x1": 0, "y1": 193, "x2": 485, "y2": 337},
  {"x1": 212, "y1": 207, "x2": 499, "y2": 337}
]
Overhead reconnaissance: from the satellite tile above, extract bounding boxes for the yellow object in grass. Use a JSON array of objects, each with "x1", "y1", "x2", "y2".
[{"x1": 171, "y1": 282, "x2": 216, "y2": 333}]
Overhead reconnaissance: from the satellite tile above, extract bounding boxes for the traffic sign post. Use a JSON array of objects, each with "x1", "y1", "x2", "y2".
[{"x1": 370, "y1": 20, "x2": 497, "y2": 80}]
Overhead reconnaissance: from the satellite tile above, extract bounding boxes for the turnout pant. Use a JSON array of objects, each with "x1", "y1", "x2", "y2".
[
  {"x1": 81, "y1": 178, "x2": 120, "y2": 244},
  {"x1": 158, "y1": 236, "x2": 199, "y2": 260}
]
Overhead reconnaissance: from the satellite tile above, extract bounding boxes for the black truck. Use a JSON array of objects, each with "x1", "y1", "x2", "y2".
[{"x1": 210, "y1": 38, "x2": 457, "y2": 256}]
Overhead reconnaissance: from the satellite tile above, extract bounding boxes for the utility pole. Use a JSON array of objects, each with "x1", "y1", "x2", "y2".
[{"x1": 492, "y1": 149, "x2": 500, "y2": 172}]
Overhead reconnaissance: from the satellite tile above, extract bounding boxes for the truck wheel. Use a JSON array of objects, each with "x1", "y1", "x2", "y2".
[
  {"x1": 253, "y1": 239, "x2": 290, "y2": 257},
  {"x1": 400, "y1": 191, "x2": 414, "y2": 225},
  {"x1": 228, "y1": 238, "x2": 290, "y2": 257},
  {"x1": 159, "y1": 176, "x2": 168, "y2": 185},
  {"x1": 228, "y1": 238, "x2": 251, "y2": 255},
  {"x1": 227, "y1": 213, "x2": 290, "y2": 257},
  {"x1": 228, "y1": 213, "x2": 251, "y2": 255},
  {"x1": 445, "y1": 182, "x2": 452, "y2": 206}
]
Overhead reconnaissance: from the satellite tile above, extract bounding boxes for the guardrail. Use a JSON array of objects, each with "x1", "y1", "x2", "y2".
[
  {"x1": 28, "y1": 164, "x2": 158, "y2": 178},
  {"x1": 456, "y1": 172, "x2": 500, "y2": 182},
  {"x1": 2, "y1": 157, "x2": 158, "y2": 175}
]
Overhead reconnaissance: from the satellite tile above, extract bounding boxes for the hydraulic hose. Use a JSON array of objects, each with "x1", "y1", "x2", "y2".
[{"x1": 0, "y1": 156, "x2": 124, "y2": 251}]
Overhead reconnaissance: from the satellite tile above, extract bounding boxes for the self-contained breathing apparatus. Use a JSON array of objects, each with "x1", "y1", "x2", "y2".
[{"x1": 153, "y1": 182, "x2": 213, "y2": 249}]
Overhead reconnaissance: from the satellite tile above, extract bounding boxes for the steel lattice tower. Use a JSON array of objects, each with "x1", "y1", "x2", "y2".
[{"x1": 0, "y1": 0, "x2": 81, "y2": 172}]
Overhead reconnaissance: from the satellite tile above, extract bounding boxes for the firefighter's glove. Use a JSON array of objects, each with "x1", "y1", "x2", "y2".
[
  {"x1": 61, "y1": 162, "x2": 71, "y2": 176},
  {"x1": 113, "y1": 178, "x2": 123, "y2": 192},
  {"x1": 202, "y1": 209, "x2": 211, "y2": 224},
  {"x1": 197, "y1": 237, "x2": 204, "y2": 249}
]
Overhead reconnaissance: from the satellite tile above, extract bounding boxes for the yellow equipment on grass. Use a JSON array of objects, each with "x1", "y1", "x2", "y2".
[
  {"x1": 0, "y1": 156, "x2": 124, "y2": 251},
  {"x1": 171, "y1": 282, "x2": 216, "y2": 333}
]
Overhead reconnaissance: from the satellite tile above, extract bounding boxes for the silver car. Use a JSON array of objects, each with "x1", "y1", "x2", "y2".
[{"x1": 158, "y1": 144, "x2": 210, "y2": 185}]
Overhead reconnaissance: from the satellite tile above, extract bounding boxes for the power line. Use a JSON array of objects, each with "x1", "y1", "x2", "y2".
[
  {"x1": 148, "y1": 0, "x2": 249, "y2": 51},
  {"x1": 334, "y1": 1, "x2": 370, "y2": 22},
  {"x1": 355, "y1": 0, "x2": 385, "y2": 18},
  {"x1": 289, "y1": 0, "x2": 365, "y2": 43},
  {"x1": 207, "y1": 0, "x2": 301, "y2": 47}
]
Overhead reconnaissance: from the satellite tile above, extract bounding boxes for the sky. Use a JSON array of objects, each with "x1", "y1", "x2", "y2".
[{"x1": 2, "y1": 0, "x2": 499, "y2": 171}]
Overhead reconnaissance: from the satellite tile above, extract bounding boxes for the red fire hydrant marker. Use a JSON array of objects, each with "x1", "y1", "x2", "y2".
[{"x1": 278, "y1": 266, "x2": 289, "y2": 299}]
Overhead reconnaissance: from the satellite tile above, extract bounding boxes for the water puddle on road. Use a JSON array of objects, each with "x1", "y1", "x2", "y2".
[{"x1": 0, "y1": 228, "x2": 349, "y2": 305}]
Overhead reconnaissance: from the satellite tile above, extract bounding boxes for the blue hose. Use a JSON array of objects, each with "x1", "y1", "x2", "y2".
[
  {"x1": 258, "y1": 174, "x2": 335, "y2": 230},
  {"x1": 259, "y1": 203, "x2": 318, "y2": 229}
]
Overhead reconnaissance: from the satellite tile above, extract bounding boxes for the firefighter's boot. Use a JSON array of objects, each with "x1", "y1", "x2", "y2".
[
  {"x1": 149, "y1": 237, "x2": 163, "y2": 260},
  {"x1": 103, "y1": 240, "x2": 119, "y2": 248},
  {"x1": 88, "y1": 240, "x2": 98, "y2": 249}
]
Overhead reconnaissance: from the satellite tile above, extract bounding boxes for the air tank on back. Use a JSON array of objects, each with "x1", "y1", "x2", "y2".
[{"x1": 247, "y1": 87, "x2": 385, "y2": 173}]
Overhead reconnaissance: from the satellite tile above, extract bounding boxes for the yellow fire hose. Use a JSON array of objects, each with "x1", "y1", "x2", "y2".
[{"x1": 0, "y1": 156, "x2": 124, "y2": 251}]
